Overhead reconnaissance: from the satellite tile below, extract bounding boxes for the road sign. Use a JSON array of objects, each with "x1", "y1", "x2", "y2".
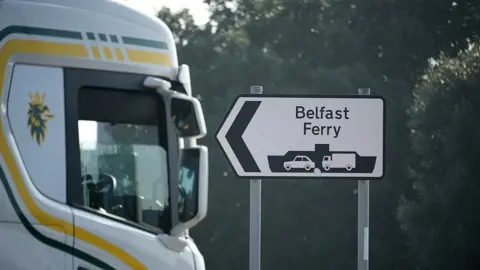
[{"x1": 215, "y1": 94, "x2": 386, "y2": 179}]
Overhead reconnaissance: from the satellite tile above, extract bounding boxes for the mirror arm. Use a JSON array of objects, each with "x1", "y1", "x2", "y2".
[
  {"x1": 143, "y1": 76, "x2": 181, "y2": 99},
  {"x1": 157, "y1": 233, "x2": 188, "y2": 252},
  {"x1": 177, "y1": 69, "x2": 196, "y2": 148},
  {"x1": 170, "y1": 220, "x2": 190, "y2": 236},
  {"x1": 144, "y1": 76, "x2": 172, "y2": 91},
  {"x1": 162, "y1": 91, "x2": 181, "y2": 234}
]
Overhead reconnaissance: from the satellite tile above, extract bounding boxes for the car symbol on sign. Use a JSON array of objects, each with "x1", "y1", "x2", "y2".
[{"x1": 283, "y1": 155, "x2": 315, "y2": 172}]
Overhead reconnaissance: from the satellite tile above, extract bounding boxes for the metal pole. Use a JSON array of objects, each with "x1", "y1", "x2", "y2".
[
  {"x1": 249, "y1": 85, "x2": 263, "y2": 270},
  {"x1": 357, "y1": 88, "x2": 370, "y2": 270}
]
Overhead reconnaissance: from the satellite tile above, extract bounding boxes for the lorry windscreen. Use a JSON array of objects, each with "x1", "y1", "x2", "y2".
[{"x1": 76, "y1": 87, "x2": 171, "y2": 233}]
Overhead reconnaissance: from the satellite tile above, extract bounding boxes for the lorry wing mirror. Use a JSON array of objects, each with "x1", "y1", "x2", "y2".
[
  {"x1": 170, "y1": 95, "x2": 206, "y2": 139},
  {"x1": 144, "y1": 76, "x2": 206, "y2": 139},
  {"x1": 171, "y1": 145, "x2": 208, "y2": 236}
]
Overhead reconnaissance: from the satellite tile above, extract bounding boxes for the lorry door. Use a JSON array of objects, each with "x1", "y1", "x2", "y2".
[
  {"x1": 3, "y1": 64, "x2": 73, "y2": 269},
  {"x1": 64, "y1": 69, "x2": 196, "y2": 270}
]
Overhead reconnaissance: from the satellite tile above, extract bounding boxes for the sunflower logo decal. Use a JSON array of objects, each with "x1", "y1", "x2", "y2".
[{"x1": 27, "y1": 91, "x2": 55, "y2": 146}]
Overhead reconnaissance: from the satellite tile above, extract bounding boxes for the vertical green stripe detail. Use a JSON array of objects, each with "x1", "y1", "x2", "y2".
[
  {"x1": 98, "y1": 33, "x2": 107, "y2": 42},
  {"x1": 110, "y1": 35, "x2": 119, "y2": 43},
  {"x1": 86, "y1": 32, "x2": 96, "y2": 41}
]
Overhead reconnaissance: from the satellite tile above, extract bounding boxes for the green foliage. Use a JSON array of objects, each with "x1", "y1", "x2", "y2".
[{"x1": 400, "y1": 43, "x2": 480, "y2": 269}]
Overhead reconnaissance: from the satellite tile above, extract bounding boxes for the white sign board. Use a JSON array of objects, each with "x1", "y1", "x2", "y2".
[{"x1": 215, "y1": 94, "x2": 386, "y2": 179}]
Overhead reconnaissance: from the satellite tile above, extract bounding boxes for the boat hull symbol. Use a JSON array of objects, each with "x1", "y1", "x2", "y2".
[{"x1": 267, "y1": 144, "x2": 377, "y2": 173}]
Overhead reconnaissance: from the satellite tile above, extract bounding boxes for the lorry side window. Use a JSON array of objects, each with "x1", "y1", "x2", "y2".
[{"x1": 71, "y1": 87, "x2": 171, "y2": 233}]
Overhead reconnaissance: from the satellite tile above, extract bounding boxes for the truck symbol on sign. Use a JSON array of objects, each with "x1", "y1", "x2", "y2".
[
  {"x1": 322, "y1": 153, "x2": 356, "y2": 171},
  {"x1": 283, "y1": 155, "x2": 315, "y2": 171}
]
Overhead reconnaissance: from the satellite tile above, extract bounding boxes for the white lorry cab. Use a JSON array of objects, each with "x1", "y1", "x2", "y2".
[{"x1": 0, "y1": 0, "x2": 209, "y2": 269}]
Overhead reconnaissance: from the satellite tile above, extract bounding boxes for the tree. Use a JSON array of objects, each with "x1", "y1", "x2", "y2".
[{"x1": 399, "y1": 42, "x2": 480, "y2": 269}]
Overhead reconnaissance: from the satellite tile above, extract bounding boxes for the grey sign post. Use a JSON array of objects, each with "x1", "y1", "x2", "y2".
[
  {"x1": 215, "y1": 91, "x2": 385, "y2": 270},
  {"x1": 249, "y1": 86, "x2": 263, "y2": 270},
  {"x1": 357, "y1": 88, "x2": 370, "y2": 270}
]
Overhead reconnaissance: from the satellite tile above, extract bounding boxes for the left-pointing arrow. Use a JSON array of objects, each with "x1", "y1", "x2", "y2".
[{"x1": 225, "y1": 100, "x2": 261, "y2": 172}]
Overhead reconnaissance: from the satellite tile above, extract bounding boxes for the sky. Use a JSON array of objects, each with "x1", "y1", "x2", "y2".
[{"x1": 124, "y1": 0, "x2": 210, "y2": 25}]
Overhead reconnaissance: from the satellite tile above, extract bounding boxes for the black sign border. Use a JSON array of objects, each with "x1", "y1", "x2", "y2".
[{"x1": 214, "y1": 93, "x2": 387, "y2": 180}]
